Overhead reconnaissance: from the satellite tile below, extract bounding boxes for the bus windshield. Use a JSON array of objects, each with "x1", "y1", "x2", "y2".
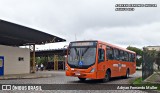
[{"x1": 68, "y1": 47, "x2": 96, "y2": 68}]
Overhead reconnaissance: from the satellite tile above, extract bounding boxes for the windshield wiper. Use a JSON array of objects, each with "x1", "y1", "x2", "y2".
[{"x1": 82, "y1": 47, "x2": 90, "y2": 57}]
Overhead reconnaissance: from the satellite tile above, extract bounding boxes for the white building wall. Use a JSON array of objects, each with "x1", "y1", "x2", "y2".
[
  {"x1": 0, "y1": 45, "x2": 30, "y2": 75},
  {"x1": 147, "y1": 46, "x2": 160, "y2": 51}
]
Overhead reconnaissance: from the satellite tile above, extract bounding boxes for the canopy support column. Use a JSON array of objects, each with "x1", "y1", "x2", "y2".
[{"x1": 30, "y1": 44, "x2": 36, "y2": 73}]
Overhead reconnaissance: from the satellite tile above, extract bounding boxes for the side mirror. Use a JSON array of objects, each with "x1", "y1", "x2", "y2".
[{"x1": 63, "y1": 45, "x2": 68, "y2": 55}]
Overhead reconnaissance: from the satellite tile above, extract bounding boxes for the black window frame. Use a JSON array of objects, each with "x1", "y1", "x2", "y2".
[
  {"x1": 119, "y1": 50, "x2": 125, "y2": 61},
  {"x1": 129, "y1": 53, "x2": 132, "y2": 62},
  {"x1": 131, "y1": 54, "x2": 135, "y2": 62},
  {"x1": 106, "y1": 46, "x2": 114, "y2": 60},
  {"x1": 124, "y1": 52, "x2": 129, "y2": 62},
  {"x1": 98, "y1": 48, "x2": 105, "y2": 63},
  {"x1": 114, "y1": 49, "x2": 120, "y2": 60}
]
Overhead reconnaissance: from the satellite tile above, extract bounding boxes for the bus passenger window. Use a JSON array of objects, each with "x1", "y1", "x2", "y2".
[
  {"x1": 131, "y1": 54, "x2": 135, "y2": 62},
  {"x1": 124, "y1": 52, "x2": 129, "y2": 61},
  {"x1": 129, "y1": 53, "x2": 132, "y2": 62},
  {"x1": 120, "y1": 50, "x2": 124, "y2": 61},
  {"x1": 114, "y1": 49, "x2": 120, "y2": 60},
  {"x1": 98, "y1": 49, "x2": 105, "y2": 62},
  {"x1": 106, "y1": 46, "x2": 114, "y2": 60}
]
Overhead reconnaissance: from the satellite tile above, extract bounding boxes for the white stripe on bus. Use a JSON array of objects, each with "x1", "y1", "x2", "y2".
[
  {"x1": 113, "y1": 64, "x2": 118, "y2": 67},
  {"x1": 122, "y1": 64, "x2": 126, "y2": 67}
]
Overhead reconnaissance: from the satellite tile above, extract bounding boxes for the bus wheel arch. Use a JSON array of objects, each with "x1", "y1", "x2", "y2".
[
  {"x1": 107, "y1": 68, "x2": 111, "y2": 76},
  {"x1": 102, "y1": 68, "x2": 111, "y2": 82}
]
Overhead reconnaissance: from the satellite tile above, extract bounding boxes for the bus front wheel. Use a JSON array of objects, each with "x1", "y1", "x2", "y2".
[
  {"x1": 78, "y1": 77, "x2": 86, "y2": 81},
  {"x1": 102, "y1": 70, "x2": 110, "y2": 82}
]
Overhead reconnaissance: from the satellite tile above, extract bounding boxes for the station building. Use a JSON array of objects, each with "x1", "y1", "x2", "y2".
[
  {"x1": 35, "y1": 48, "x2": 67, "y2": 70},
  {"x1": 146, "y1": 46, "x2": 160, "y2": 51},
  {"x1": 0, "y1": 45, "x2": 30, "y2": 75},
  {"x1": 0, "y1": 19, "x2": 66, "y2": 76}
]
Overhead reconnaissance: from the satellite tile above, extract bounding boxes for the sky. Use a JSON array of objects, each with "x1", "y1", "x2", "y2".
[{"x1": 0, "y1": 0, "x2": 160, "y2": 50}]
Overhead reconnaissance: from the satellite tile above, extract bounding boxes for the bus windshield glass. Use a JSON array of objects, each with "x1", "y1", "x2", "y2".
[{"x1": 68, "y1": 47, "x2": 96, "y2": 68}]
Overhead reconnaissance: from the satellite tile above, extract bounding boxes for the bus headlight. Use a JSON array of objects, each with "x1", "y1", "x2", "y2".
[{"x1": 90, "y1": 68, "x2": 95, "y2": 73}]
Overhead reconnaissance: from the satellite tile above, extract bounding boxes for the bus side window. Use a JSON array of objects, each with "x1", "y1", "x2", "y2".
[
  {"x1": 120, "y1": 50, "x2": 124, "y2": 61},
  {"x1": 106, "y1": 46, "x2": 114, "y2": 60},
  {"x1": 98, "y1": 49, "x2": 105, "y2": 62},
  {"x1": 124, "y1": 52, "x2": 129, "y2": 61},
  {"x1": 131, "y1": 54, "x2": 135, "y2": 62},
  {"x1": 129, "y1": 53, "x2": 132, "y2": 62},
  {"x1": 114, "y1": 49, "x2": 120, "y2": 60}
]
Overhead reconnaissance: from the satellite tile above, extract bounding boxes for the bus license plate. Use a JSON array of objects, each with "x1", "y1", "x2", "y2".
[{"x1": 75, "y1": 72, "x2": 80, "y2": 76}]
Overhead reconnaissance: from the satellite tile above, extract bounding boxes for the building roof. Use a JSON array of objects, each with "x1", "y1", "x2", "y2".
[
  {"x1": 35, "y1": 48, "x2": 67, "y2": 57},
  {"x1": 0, "y1": 19, "x2": 66, "y2": 46},
  {"x1": 146, "y1": 46, "x2": 160, "y2": 47}
]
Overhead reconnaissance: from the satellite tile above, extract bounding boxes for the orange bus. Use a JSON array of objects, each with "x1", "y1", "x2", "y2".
[{"x1": 66, "y1": 40, "x2": 136, "y2": 82}]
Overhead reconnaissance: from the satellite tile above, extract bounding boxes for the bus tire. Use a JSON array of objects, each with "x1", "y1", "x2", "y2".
[
  {"x1": 125, "y1": 69, "x2": 129, "y2": 79},
  {"x1": 78, "y1": 77, "x2": 86, "y2": 81},
  {"x1": 102, "y1": 70, "x2": 110, "y2": 82}
]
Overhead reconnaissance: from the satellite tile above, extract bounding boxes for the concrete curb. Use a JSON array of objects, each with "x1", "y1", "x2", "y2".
[{"x1": 143, "y1": 73, "x2": 160, "y2": 84}]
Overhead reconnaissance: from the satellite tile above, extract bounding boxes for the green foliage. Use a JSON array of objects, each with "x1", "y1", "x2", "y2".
[
  {"x1": 132, "y1": 77, "x2": 142, "y2": 84},
  {"x1": 127, "y1": 46, "x2": 143, "y2": 66},
  {"x1": 36, "y1": 57, "x2": 46, "y2": 65},
  {"x1": 143, "y1": 48, "x2": 160, "y2": 68},
  {"x1": 35, "y1": 56, "x2": 65, "y2": 66},
  {"x1": 127, "y1": 46, "x2": 143, "y2": 56},
  {"x1": 132, "y1": 77, "x2": 160, "y2": 91},
  {"x1": 156, "y1": 51, "x2": 160, "y2": 67}
]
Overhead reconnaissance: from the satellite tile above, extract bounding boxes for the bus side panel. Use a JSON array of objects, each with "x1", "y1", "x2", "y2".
[
  {"x1": 118, "y1": 61, "x2": 126, "y2": 76},
  {"x1": 109, "y1": 60, "x2": 121, "y2": 77},
  {"x1": 130, "y1": 61, "x2": 136, "y2": 75},
  {"x1": 121, "y1": 61, "x2": 135, "y2": 76},
  {"x1": 97, "y1": 60, "x2": 122, "y2": 79},
  {"x1": 97, "y1": 62, "x2": 106, "y2": 79},
  {"x1": 133, "y1": 61, "x2": 136, "y2": 74},
  {"x1": 122, "y1": 62, "x2": 131, "y2": 76},
  {"x1": 130, "y1": 54, "x2": 136, "y2": 75}
]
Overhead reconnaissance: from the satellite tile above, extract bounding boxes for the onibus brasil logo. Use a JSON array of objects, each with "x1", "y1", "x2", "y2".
[{"x1": 1, "y1": 85, "x2": 42, "y2": 90}]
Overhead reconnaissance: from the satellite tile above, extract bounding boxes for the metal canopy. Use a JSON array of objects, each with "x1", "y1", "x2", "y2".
[
  {"x1": 35, "y1": 48, "x2": 67, "y2": 57},
  {"x1": 0, "y1": 19, "x2": 66, "y2": 46}
]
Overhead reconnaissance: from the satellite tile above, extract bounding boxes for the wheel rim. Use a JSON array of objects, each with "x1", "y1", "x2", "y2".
[
  {"x1": 105, "y1": 72, "x2": 109, "y2": 81},
  {"x1": 106, "y1": 74, "x2": 109, "y2": 79},
  {"x1": 127, "y1": 70, "x2": 129, "y2": 78}
]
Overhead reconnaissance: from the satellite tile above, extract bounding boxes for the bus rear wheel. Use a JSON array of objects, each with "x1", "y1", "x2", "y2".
[
  {"x1": 125, "y1": 69, "x2": 129, "y2": 79},
  {"x1": 78, "y1": 77, "x2": 86, "y2": 81},
  {"x1": 102, "y1": 70, "x2": 110, "y2": 82}
]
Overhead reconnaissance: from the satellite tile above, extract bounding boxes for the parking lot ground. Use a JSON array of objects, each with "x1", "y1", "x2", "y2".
[{"x1": 0, "y1": 71, "x2": 154, "y2": 93}]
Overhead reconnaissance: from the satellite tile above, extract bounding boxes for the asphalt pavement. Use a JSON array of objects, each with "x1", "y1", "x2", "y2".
[{"x1": 0, "y1": 70, "x2": 153, "y2": 93}]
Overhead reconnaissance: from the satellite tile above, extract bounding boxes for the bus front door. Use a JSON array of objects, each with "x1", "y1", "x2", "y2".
[{"x1": 97, "y1": 44, "x2": 106, "y2": 79}]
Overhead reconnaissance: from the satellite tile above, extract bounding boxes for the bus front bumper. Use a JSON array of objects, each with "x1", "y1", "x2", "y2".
[{"x1": 66, "y1": 70, "x2": 97, "y2": 79}]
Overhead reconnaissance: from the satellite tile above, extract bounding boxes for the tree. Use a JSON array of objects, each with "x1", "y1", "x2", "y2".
[
  {"x1": 127, "y1": 46, "x2": 143, "y2": 56},
  {"x1": 127, "y1": 46, "x2": 143, "y2": 66},
  {"x1": 155, "y1": 51, "x2": 160, "y2": 70},
  {"x1": 35, "y1": 57, "x2": 46, "y2": 65}
]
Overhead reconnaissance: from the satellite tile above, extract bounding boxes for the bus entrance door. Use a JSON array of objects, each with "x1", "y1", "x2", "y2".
[{"x1": 97, "y1": 44, "x2": 106, "y2": 79}]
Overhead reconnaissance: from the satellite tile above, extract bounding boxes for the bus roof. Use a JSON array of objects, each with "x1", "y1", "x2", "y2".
[
  {"x1": 70, "y1": 40, "x2": 136, "y2": 54},
  {"x1": 99, "y1": 41, "x2": 135, "y2": 54}
]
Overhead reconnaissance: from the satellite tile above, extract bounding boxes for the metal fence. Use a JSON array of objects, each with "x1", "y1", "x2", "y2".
[{"x1": 142, "y1": 48, "x2": 154, "y2": 80}]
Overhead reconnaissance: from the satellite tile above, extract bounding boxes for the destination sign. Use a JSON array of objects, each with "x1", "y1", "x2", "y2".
[{"x1": 70, "y1": 42, "x2": 96, "y2": 47}]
